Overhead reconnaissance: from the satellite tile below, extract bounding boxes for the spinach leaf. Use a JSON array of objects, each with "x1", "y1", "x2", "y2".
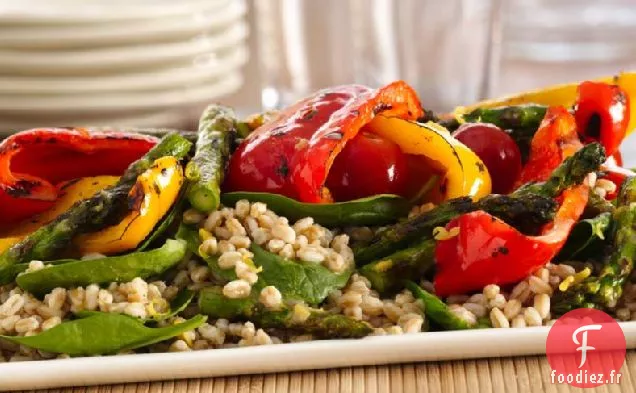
[
  {"x1": 150, "y1": 289, "x2": 195, "y2": 321},
  {"x1": 17, "y1": 239, "x2": 187, "y2": 296},
  {"x1": 176, "y1": 223, "x2": 237, "y2": 282},
  {"x1": 1, "y1": 312, "x2": 206, "y2": 356},
  {"x1": 138, "y1": 194, "x2": 186, "y2": 251},
  {"x1": 251, "y1": 244, "x2": 351, "y2": 305},
  {"x1": 557, "y1": 212, "x2": 611, "y2": 261},
  {"x1": 178, "y1": 223, "x2": 350, "y2": 305}
]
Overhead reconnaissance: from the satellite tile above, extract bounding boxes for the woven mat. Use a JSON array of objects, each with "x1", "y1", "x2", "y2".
[{"x1": 16, "y1": 351, "x2": 636, "y2": 393}]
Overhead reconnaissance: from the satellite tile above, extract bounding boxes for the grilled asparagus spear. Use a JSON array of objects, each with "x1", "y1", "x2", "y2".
[
  {"x1": 198, "y1": 287, "x2": 371, "y2": 338},
  {"x1": 355, "y1": 194, "x2": 556, "y2": 264},
  {"x1": 553, "y1": 176, "x2": 636, "y2": 314},
  {"x1": 0, "y1": 133, "x2": 193, "y2": 283},
  {"x1": 355, "y1": 143, "x2": 605, "y2": 264},
  {"x1": 185, "y1": 105, "x2": 237, "y2": 213},
  {"x1": 360, "y1": 238, "x2": 436, "y2": 294},
  {"x1": 405, "y1": 281, "x2": 474, "y2": 330},
  {"x1": 514, "y1": 143, "x2": 605, "y2": 199},
  {"x1": 462, "y1": 105, "x2": 547, "y2": 130}
]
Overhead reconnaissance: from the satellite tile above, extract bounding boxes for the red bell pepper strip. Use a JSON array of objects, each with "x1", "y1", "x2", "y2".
[
  {"x1": 0, "y1": 128, "x2": 157, "y2": 227},
  {"x1": 434, "y1": 184, "x2": 589, "y2": 296},
  {"x1": 574, "y1": 81, "x2": 630, "y2": 157},
  {"x1": 515, "y1": 106, "x2": 583, "y2": 187},
  {"x1": 224, "y1": 81, "x2": 424, "y2": 202}
]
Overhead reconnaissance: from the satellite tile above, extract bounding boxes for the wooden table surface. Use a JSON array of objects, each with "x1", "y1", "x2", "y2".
[{"x1": 16, "y1": 351, "x2": 636, "y2": 393}]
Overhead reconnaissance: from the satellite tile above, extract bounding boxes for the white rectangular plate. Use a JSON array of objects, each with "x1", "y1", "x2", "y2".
[{"x1": 3, "y1": 322, "x2": 636, "y2": 391}]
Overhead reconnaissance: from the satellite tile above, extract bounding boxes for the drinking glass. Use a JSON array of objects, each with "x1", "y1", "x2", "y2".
[{"x1": 254, "y1": 0, "x2": 501, "y2": 112}]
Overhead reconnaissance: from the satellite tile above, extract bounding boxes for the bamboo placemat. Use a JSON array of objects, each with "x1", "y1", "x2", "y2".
[{"x1": 17, "y1": 351, "x2": 636, "y2": 393}]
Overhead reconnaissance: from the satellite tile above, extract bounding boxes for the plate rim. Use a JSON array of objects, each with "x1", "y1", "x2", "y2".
[
  {"x1": 0, "y1": 31, "x2": 248, "y2": 94},
  {"x1": 0, "y1": 0, "x2": 246, "y2": 48},
  {"x1": 0, "y1": 71, "x2": 245, "y2": 113},
  {"x1": 2, "y1": 322, "x2": 635, "y2": 391},
  {"x1": 0, "y1": 0, "x2": 234, "y2": 24}
]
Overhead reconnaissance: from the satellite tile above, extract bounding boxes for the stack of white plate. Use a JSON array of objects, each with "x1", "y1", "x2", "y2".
[{"x1": 0, "y1": 0, "x2": 248, "y2": 133}]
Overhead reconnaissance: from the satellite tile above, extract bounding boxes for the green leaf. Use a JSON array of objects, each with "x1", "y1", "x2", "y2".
[
  {"x1": 176, "y1": 223, "x2": 201, "y2": 254},
  {"x1": 0, "y1": 312, "x2": 206, "y2": 356},
  {"x1": 176, "y1": 223, "x2": 238, "y2": 282},
  {"x1": 178, "y1": 223, "x2": 351, "y2": 305},
  {"x1": 198, "y1": 286, "x2": 257, "y2": 319},
  {"x1": 556, "y1": 212, "x2": 612, "y2": 261},
  {"x1": 251, "y1": 244, "x2": 351, "y2": 305},
  {"x1": 405, "y1": 281, "x2": 474, "y2": 330},
  {"x1": 150, "y1": 289, "x2": 195, "y2": 321},
  {"x1": 16, "y1": 239, "x2": 187, "y2": 296},
  {"x1": 138, "y1": 192, "x2": 186, "y2": 251},
  {"x1": 221, "y1": 192, "x2": 410, "y2": 227}
]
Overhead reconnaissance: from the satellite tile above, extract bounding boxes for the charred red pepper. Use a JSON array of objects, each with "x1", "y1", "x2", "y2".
[
  {"x1": 575, "y1": 81, "x2": 630, "y2": 156},
  {"x1": 515, "y1": 106, "x2": 583, "y2": 187},
  {"x1": 0, "y1": 128, "x2": 157, "y2": 227},
  {"x1": 224, "y1": 81, "x2": 423, "y2": 202},
  {"x1": 434, "y1": 184, "x2": 589, "y2": 296}
]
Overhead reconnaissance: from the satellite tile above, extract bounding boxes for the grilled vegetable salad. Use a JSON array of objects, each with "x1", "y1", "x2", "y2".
[{"x1": 1, "y1": 73, "x2": 636, "y2": 359}]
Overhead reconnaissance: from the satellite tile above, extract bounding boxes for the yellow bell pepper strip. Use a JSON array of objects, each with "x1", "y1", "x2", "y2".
[
  {"x1": 365, "y1": 115, "x2": 491, "y2": 201},
  {"x1": 0, "y1": 176, "x2": 119, "y2": 254},
  {"x1": 454, "y1": 71, "x2": 636, "y2": 136},
  {"x1": 74, "y1": 156, "x2": 184, "y2": 255}
]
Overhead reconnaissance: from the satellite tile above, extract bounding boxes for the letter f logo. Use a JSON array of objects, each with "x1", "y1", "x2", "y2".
[{"x1": 572, "y1": 324, "x2": 603, "y2": 368}]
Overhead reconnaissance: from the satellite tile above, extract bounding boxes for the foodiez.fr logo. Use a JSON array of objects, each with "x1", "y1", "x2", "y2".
[{"x1": 546, "y1": 308, "x2": 626, "y2": 388}]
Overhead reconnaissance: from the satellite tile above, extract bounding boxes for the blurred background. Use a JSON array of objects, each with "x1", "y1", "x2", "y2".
[{"x1": 1, "y1": 0, "x2": 636, "y2": 143}]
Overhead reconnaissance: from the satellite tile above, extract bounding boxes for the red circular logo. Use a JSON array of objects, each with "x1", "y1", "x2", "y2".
[{"x1": 546, "y1": 308, "x2": 626, "y2": 388}]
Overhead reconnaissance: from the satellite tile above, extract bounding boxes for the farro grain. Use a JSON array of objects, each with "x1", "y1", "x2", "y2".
[
  {"x1": 259, "y1": 286, "x2": 282, "y2": 310},
  {"x1": 222, "y1": 280, "x2": 252, "y2": 299},
  {"x1": 490, "y1": 307, "x2": 509, "y2": 328},
  {"x1": 523, "y1": 307, "x2": 542, "y2": 326},
  {"x1": 533, "y1": 294, "x2": 550, "y2": 319},
  {"x1": 489, "y1": 294, "x2": 507, "y2": 309},
  {"x1": 503, "y1": 299, "x2": 522, "y2": 320},
  {"x1": 484, "y1": 284, "x2": 500, "y2": 300},
  {"x1": 462, "y1": 302, "x2": 487, "y2": 318},
  {"x1": 218, "y1": 251, "x2": 242, "y2": 269},
  {"x1": 528, "y1": 276, "x2": 553, "y2": 295},
  {"x1": 511, "y1": 315, "x2": 526, "y2": 328}
]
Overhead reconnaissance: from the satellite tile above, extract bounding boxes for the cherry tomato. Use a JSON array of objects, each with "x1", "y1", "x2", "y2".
[
  {"x1": 326, "y1": 131, "x2": 409, "y2": 201},
  {"x1": 454, "y1": 123, "x2": 522, "y2": 194},
  {"x1": 574, "y1": 81, "x2": 630, "y2": 156}
]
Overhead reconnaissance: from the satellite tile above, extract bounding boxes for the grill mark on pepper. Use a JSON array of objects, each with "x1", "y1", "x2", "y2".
[
  {"x1": 277, "y1": 156, "x2": 290, "y2": 178},
  {"x1": 270, "y1": 125, "x2": 287, "y2": 136},
  {"x1": 617, "y1": 90, "x2": 627, "y2": 105},
  {"x1": 128, "y1": 182, "x2": 145, "y2": 211},
  {"x1": 439, "y1": 178, "x2": 447, "y2": 195},
  {"x1": 153, "y1": 182, "x2": 161, "y2": 195},
  {"x1": 301, "y1": 109, "x2": 319, "y2": 121},
  {"x1": 5, "y1": 180, "x2": 40, "y2": 197},
  {"x1": 59, "y1": 178, "x2": 82, "y2": 191},
  {"x1": 373, "y1": 103, "x2": 393, "y2": 114}
]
